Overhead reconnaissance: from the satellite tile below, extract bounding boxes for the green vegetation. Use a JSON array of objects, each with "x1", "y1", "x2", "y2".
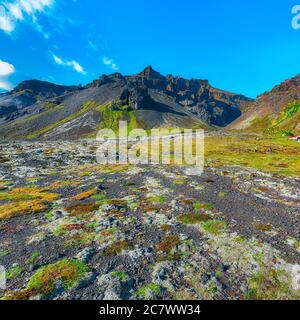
[
  {"x1": 246, "y1": 268, "x2": 299, "y2": 300},
  {"x1": 148, "y1": 195, "x2": 167, "y2": 204},
  {"x1": 193, "y1": 202, "x2": 214, "y2": 211},
  {"x1": 4, "y1": 259, "x2": 88, "y2": 300},
  {"x1": 26, "y1": 252, "x2": 41, "y2": 264},
  {"x1": 136, "y1": 283, "x2": 161, "y2": 298},
  {"x1": 201, "y1": 220, "x2": 227, "y2": 235},
  {"x1": 6, "y1": 266, "x2": 24, "y2": 280},
  {"x1": 112, "y1": 271, "x2": 128, "y2": 282},
  {"x1": 204, "y1": 135, "x2": 300, "y2": 176},
  {"x1": 178, "y1": 213, "x2": 211, "y2": 224},
  {"x1": 98, "y1": 102, "x2": 139, "y2": 134}
]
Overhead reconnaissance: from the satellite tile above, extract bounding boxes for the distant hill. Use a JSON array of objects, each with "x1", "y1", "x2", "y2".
[
  {"x1": 227, "y1": 75, "x2": 300, "y2": 136},
  {"x1": 0, "y1": 66, "x2": 252, "y2": 140}
]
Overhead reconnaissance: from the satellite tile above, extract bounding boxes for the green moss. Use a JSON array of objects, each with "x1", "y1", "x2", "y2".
[
  {"x1": 6, "y1": 266, "x2": 24, "y2": 280},
  {"x1": 98, "y1": 101, "x2": 139, "y2": 134},
  {"x1": 136, "y1": 283, "x2": 161, "y2": 299},
  {"x1": 90, "y1": 193, "x2": 107, "y2": 200},
  {"x1": 112, "y1": 271, "x2": 128, "y2": 282},
  {"x1": 201, "y1": 220, "x2": 227, "y2": 235},
  {"x1": 148, "y1": 195, "x2": 167, "y2": 204},
  {"x1": 193, "y1": 202, "x2": 214, "y2": 211},
  {"x1": 178, "y1": 213, "x2": 211, "y2": 224},
  {"x1": 173, "y1": 179, "x2": 186, "y2": 185},
  {"x1": 26, "y1": 252, "x2": 41, "y2": 264},
  {"x1": 26, "y1": 259, "x2": 88, "y2": 298}
]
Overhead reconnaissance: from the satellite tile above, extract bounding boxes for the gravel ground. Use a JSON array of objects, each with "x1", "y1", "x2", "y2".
[{"x1": 0, "y1": 141, "x2": 299, "y2": 300}]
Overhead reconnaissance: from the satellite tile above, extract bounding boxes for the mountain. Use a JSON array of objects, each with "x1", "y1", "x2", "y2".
[
  {"x1": 227, "y1": 75, "x2": 300, "y2": 136},
  {"x1": 0, "y1": 66, "x2": 252, "y2": 140}
]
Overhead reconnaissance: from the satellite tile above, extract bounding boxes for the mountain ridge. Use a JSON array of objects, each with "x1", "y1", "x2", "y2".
[{"x1": 0, "y1": 66, "x2": 252, "y2": 140}]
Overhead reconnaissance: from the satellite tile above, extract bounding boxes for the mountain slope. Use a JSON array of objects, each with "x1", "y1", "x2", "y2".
[
  {"x1": 228, "y1": 75, "x2": 300, "y2": 135},
  {"x1": 0, "y1": 66, "x2": 252, "y2": 140}
]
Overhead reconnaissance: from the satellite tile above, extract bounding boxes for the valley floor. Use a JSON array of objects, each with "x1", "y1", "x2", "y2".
[{"x1": 0, "y1": 138, "x2": 299, "y2": 300}]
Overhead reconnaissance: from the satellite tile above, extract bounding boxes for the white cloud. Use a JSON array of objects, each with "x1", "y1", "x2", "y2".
[
  {"x1": 52, "y1": 53, "x2": 86, "y2": 75},
  {"x1": 0, "y1": 59, "x2": 15, "y2": 91},
  {"x1": 0, "y1": 0, "x2": 54, "y2": 34},
  {"x1": 0, "y1": 59, "x2": 15, "y2": 76},
  {"x1": 103, "y1": 56, "x2": 119, "y2": 71},
  {"x1": 0, "y1": 79, "x2": 13, "y2": 91}
]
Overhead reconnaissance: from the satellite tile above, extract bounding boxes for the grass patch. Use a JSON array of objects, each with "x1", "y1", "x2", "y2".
[{"x1": 204, "y1": 135, "x2": 300, "y2": 176}]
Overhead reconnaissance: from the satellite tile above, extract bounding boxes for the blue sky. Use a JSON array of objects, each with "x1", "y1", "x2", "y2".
[{"x1": 0, "y1": 0, "x2": 300, "y2": 97}]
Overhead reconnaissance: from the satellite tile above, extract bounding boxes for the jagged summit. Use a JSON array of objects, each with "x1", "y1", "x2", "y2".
[{"x1": 136, "y1": 66, "x2": 165, "y2": 79}]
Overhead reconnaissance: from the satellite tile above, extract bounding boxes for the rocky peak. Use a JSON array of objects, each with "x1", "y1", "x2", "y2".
[{"x1": 137, "y1": 66, "x2": 164, "y2": 80}]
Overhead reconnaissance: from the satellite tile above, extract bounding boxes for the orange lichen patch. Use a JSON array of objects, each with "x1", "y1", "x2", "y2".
[
  {"x1": 0, "y1": 200, "x2": 48, "y2": 220},
  {"x1": 256, "y1": 187, "x2": 269, "y2": 192},
  {"x1": 72, "y1": 189, "x2": 98, "y2": 201},
  {"x1": 156, "y1": 235, "x2": 181, "y2": 254},
  {"x1": 65, "y1": 203, "x2": 98, "y2": 216},
  {"x1": 48, "y1": 181, "x2": 80, "y2": 190}
]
